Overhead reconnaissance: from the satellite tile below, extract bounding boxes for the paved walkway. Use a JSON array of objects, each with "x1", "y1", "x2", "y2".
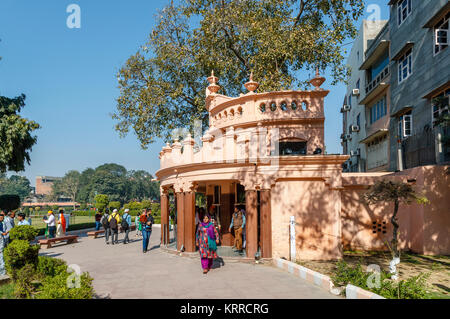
[{"x1": 40, "y1": 227, "x2": 338, "y2": 299}]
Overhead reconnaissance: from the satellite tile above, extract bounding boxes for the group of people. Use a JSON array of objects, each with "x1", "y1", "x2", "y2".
[
  {"x1": 194, "y1": 205, "x2": 246, "y2": 274},
  {"x1": 42, "y1": 209, "x2": 68, "y2": 238},
  {"x1": 97, "y1": 208, "x2": 155, "y2": 253},
  {"x1": 0, "y1": 210, "x2": 31, "y2": 275}
]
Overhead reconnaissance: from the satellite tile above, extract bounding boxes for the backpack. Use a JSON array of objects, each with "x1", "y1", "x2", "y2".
[
  {"x1": 101, "y1": 214, "x2": 110, "y2": 228},
  {"x1": 109, "y1": 213, "x2": 118, "y2": 229},
  {"x1": 121, "y1": 214, "x2": 129, "y2": 230}
]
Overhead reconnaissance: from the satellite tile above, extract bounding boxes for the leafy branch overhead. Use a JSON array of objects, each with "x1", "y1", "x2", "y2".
[
  {"x1": 113, "y1": 0, "x2": 365, "y2": 147},
  {"x1": 0, "y1": 94, "x2": 40, "y2": 173}
]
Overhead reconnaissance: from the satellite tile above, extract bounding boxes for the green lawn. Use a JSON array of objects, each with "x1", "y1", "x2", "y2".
[{"x1": 0, "y1": 283, "x2": 15, "y2": 299}]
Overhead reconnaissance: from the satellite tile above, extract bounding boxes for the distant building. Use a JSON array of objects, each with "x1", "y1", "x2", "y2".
[
  {"x1": 35, "y1": 176, "x2": 61, "y2": 196},
  {"x1": 342, "y1": 0, "x2": 450, "y2": 171},
  {"x1": 341, "y1": 20, "x2": 388, "y2": 172}
]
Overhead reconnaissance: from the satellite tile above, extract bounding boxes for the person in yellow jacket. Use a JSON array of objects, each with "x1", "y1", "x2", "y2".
[{"x1": 108, "y1": 209, "x2": 121, "y2": 245}]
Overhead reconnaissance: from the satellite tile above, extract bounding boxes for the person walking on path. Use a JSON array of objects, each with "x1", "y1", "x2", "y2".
[
  {"x1": 108, "y1": 209, "x2": 120, "y2": 245},
  {"x1": 229, "y1": 206, "x2": 245, "y2": 252},
  {"x1": 101, "y1": 209, "x2": 111, "y2": 244},
  {"x1": 196, "y1": 214, "x2": 219, "y2": 274},
  {"x1": 122, "y1": 209, "x2": 132, "y2": 244},
  {"x1": 2, "y1": 211, "x2": 15, "y2": 247},
  {"x1": 135, "y1": 212, "x2": 142, "y2": 238},
  {"x1": 17, "y1": 213, "x2": 30, "y2": 226},
  {"x1": 140, "y1": 209, "x2": 154, "y2": 253},
  {"x1": 0, "y1": 213, "x2": 6, "y2": 276},
  {"x1": 95, "y1": 211, "x2": 102, "y2": 231},
  {"x1": 43, "y1": 211, "x2": 56, "y2": 239}
]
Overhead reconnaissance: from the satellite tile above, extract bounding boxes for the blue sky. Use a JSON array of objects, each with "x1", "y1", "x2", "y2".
[{"x1": 0, "y1": 0, "x2": 389, "y2": 186}]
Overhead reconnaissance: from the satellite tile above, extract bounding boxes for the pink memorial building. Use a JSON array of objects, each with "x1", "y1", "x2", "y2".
[{"x1": 156, "y1": 72, "x2": 450, "y2": 261}]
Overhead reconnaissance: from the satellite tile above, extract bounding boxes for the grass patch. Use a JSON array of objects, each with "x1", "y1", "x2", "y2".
[
  {"x1": 0, "y1": 283, "x2": 15, "y2": 299},
  {"x1": 296, "y1": 250, "x2": 450, "y2": 299}
]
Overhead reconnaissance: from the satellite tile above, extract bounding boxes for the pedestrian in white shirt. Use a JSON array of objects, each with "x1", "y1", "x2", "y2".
[{"x1": 43, "y1": 211, "x2": 56, "y2": 238}]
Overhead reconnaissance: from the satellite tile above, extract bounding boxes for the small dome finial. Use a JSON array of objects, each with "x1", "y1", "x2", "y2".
[{"x1": 244, "y1": 71, "x2": 259, "y2": 93}]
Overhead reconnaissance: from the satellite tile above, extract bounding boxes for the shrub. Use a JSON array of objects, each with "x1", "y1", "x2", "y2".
[
  {"x1": 37, "y1": 256, "x2": 67, "y2": 278},
  {"x1": 94, "y1": 194, "x2": 109, "y2": 213},
  {"x1": 331, "y1": 260, "x2": 431, "y2": 299},
  {"x1": 51, "y1": 205, "x2": 59, "y2": 211},
  {"x1": 0, "y1": 195, "x2": 20, "y2": 212},
  {"x1": 9, "y1": 225, "x2": 38, "y2": 241},
  {"x1": 13, "y1": 263, "x2": 37, "y2": 298},
  {"x1": 22, "y1": 207, "x2": 30, "y2": 216},
  {"x1": 151, "y1": 203, "x2": 161, "y2": 216},
  {"x1": 36, "y1": 270, "x2": 94, "y2": 299},
  {"x1": 4, "y1": 240, "x2": 40, "y2": 280},
  {"x1": 109, "y1": 201, "x2": 121, "y2": 211},
  {"x1": 141, "y1": 200, "x2": 152, "y2": 210}
]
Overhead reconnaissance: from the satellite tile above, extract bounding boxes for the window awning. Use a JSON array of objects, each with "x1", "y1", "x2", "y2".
[
  {"x1": 423, "y1": 2, "x2": 450, "y2": 28},
  {"x1": 422, "y1": 81, "x2": 450, "y2": 99},
  {"x1": 392, "y1": 42, "x2": 415, "y2": 61},
  {"x1": 390, "y1": 105, "x2": 413, "y2": 118},
  {"x1": 359, "y1": 40, "x2": 390, "y2": 70},
  {"x1": 359, "y1": 129, "x2": 389, "y2": 144}
]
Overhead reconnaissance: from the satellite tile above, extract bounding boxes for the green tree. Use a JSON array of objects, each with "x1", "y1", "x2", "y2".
[
  {"x1": 90, "y1": 164, "x2": 129, "y2": 203},
  {"x1": 363, "y1": 180, "x2": 429, "y2": 273},
  {"x1": 60, "y1": 170, "x2": 81, "y2": 208},
  {"x1": 76, "y1": 168, "x2": 95, "y2": 203},
  {"x1": 109, "y1": 201, "x2": 121, "y2": 211},
  {"x1": 113, "y1": 0, "x2": 364, "y2": 146},
  {"x1": 0, "y1": 174, "x2": 32, "y2": 201},
  {"x1": 128, "y1": 170, "x2": 160, "y2": 201},
  {"x1": 0, "y1": 94, "x2": 40, "y2": 172},
  {"x1": 0, "y1": 194, "x2": 21, "y2": 212},
  {"x1": 94, "y1": 194, "x2": 109, "y2": 213}
]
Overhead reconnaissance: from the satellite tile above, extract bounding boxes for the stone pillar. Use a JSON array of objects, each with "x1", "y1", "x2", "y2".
[
  {"x1": 176, "y1": 191, "x2": 185, "y2": 251},
  {"x1": 184, "y1": 191, "x2": 196, "y2": 252},
  {"x1": 260, "y1": 189, "x2": 272, "y2": 258},
  {"x1": 160, "y1": 190, "x2": 170, "y2": 245},
  {"x1": 245, "y1": 189, "x2": 258, "y2": 258}
]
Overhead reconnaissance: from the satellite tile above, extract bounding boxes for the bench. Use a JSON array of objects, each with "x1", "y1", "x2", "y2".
[
  {"x1": 87, "y1": 230, "x2": 105, "y2": 239},
  {"x1": 38, "y1": 235, "x2": 79, "y2": 249}
]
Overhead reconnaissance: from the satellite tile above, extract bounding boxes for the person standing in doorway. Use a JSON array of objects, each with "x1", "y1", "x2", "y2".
[
  {"x1": 240, "y1": 207, "x2": 246, "y2": 249},
  {"x1": 94, "y1": 210, "x2": 102, "y2": 231},
  {"x1": 141, "y1": 209, "x2": 154, "y2": 253},
  {"x1": 108, "y1": 209, "x2": 120, "y2": 245},
  {"x1": 122, "y1": 209, "x2": 132, "y2": 244},
  {"x1": 229, "y1": 206, "x2": 245, "y2": 252},
  {"x1": 43, "y1": 211, "x2": 56, "y2": 239},
  {"x1": 101, "y1": 209, "x2": 110, "y2": 244},
  {"x1": 196, "y1": 214, "x2": 219, "y2": 274}
]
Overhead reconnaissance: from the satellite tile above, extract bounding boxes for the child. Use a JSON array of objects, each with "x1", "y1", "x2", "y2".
[{"x1": 135, "y1": 212, "x2": 142, "y2": 238}]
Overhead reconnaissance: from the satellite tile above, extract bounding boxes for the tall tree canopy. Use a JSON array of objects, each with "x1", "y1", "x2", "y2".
[
  {"x1": 0, "y1": 94, "x2": 40, "y2": 172},
  {"x1": 0, "y1": 173, "x2": 32, "y2": 201},
  {"x1": 113, "y1": 0, "x2": 364, "y2": 147}
]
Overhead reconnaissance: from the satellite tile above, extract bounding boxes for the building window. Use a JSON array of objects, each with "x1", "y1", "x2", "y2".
[
  {"x1": 398, "y1": 0, "x2": 412, "y2": 26},
  {"x1": 398, "y1": 111, "x2": 412, "y2": 139},
  {"x1": 259, "y1": 103, "x2": 266, "y2": 113},
  {"x1": 348, "y1": 94, "x2": 352, "y2": 107},
  {"x1": 369, "y1": 95, "x2": 387, "y2": 124},
  {"x1": 213, "y1": 185, "x2": 221, "y2": 204},
  {"x1": 357, "y1": 113, "x2": 360, "y2": 127},
  {"x1": 279, "y1": 141, "x2": 307, "y2": 156},
  {"x1": 291, "y1": 101, "x2": 298, "y2": 110},
  {"x1": 434, "y1": 12, "x2": 449, "y2": 56},
  {"x1": 356, "y1": 79, "x2": 360, "y2": 90},
  {"x1": 432, "y1": 89, "x2": 450, "y2": 125},
  {"x1": 398, "y1": 48, "x2": 412, "y2": 83}
]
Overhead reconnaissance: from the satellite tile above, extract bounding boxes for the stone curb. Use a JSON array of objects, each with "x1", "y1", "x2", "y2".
[{"x1": 273, "y1": 258, "x2": 385, "y2": 299}]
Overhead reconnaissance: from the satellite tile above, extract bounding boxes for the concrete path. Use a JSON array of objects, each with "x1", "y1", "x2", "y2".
[{"x1": 40, "y1": 227, "x2": 338, "y2": 299}]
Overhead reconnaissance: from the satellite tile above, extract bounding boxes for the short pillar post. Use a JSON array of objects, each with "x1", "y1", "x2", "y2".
[
  {"x1": 260, "y1": 189, "x2": 272, "y2": 258},
  {"x1": 160, "y1": 191, "x2": 170, "y2": 245},
  {"x1": 176, "y1": 192, "x2": 185, "y2": 251}
]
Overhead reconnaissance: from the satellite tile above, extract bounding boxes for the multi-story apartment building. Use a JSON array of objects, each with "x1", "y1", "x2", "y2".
[
  {"x1": 342, "y1": 0, "x2": 449, "y2": 171},
  {"x1": 35, "y1": 176, "x2": 61, "y2": 196},
  {"x1": 388, "y1": 0, "x2": 450, "y2": 170},
  {"x1": 341, "y1": 20, "x2": 388, "y2": 172}
]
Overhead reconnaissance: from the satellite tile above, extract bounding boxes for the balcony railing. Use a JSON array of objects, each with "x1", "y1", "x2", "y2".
[{"x1": 365, "y1": 66, "x2": 390, "y2": 95}]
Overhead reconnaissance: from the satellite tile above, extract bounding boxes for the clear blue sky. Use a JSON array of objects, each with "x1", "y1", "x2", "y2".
[{"x1": 0, "y1": 0, "x2": 389, "y2": 186}]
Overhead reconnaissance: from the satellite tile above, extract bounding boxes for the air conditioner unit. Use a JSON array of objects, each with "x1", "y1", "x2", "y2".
[
  {"x1": 343, "y1": 104, "x2": 351, "y2": 111},
  {"x1": 351, "y1": 125, "x2": 360, "y2": 132},
  {"x1": 350, "y1": 149, "x2": 360, "y2": 156},
  {"x1": 352, "y1": 89, "x2": 360, "y2": 96}
]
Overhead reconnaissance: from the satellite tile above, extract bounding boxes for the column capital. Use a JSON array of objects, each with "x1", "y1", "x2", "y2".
[{"x1": 160, "y1": 186, "x2": 170, "y2": 196}]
